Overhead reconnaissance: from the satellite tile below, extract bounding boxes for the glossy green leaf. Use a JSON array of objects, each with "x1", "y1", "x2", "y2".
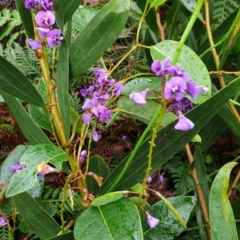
[
  {"x1": 99, "y1": 77, "x2": 240, "y2": 194},
  {"x1": 63, "y1": 0, "x2": 83, "y2": 23},
  {"x1": 0, "y1": 91, "x2": 51, "y2": 144},
  {"x1": 0, "y1": 56, "x2": 44, "y2": 106},
  {"x1": 209, "y1": 162, "x2": 238, "y2": 240},
  {"x1": 117, "y1": 95, "x2": 176, "y2": 125},
  {"x1": 150, "y1": 40, "x2": 211, "y2": 104},
  {"x1": 29, "y1": 79, "x2": 51, "y2": 131},
  {"x1": 6, "y1": 144, "x2": 67, "y2": 197},
  {"x1": 72, "y1": 5, "x2": 98, "y2": 33},
  {"x1": 56, "y1": 39, "x2": 70, "y2": 139},
  {"x1": 144, "y1": 196, "x2": 196, "y2": 239},
  {"x1": 69, "y1": 0, "x2": 130, "y2": 78},
  {"x1": 147, "y1": 0, "x2": 166, "y2": 8},
  {"x1": 86, "y1": 156, "x2": 110, "y2": 195},
  {"x1": 15, "y1": 0, "x2": 34, "y2": 38},
  {"x1": 74, "y1": 198, "x2": 143, "y2": 240},
  {"x1": 12, "y1": 192, "x2": 61, "y2": 240}
]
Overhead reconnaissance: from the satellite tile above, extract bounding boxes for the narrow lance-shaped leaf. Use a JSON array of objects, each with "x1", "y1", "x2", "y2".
[
  {"x1": 15, "y1": 0, "x2": 34, "y2": 38},
  {"x1": 0, "y1": 91, "x2": 50, "y2": 145},
  {"x1": 0, "y1": 55, "x2": 44, "y2": 106},
  {"x1": 12, "y1": 192, "x2": 61, "y2": 240},
  {"x1": 69, "y1": 0, "x2": 130, "y2": 78}
]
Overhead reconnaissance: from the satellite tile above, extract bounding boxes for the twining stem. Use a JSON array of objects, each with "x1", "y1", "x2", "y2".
[
  {"x1": 140, "y1": 100, "x2": 167, "y2": 199},
  {"x1": 185, "y1": 144, "x2": 212, "y2": 240},
  {"x1": 204, "y1": 0, "x2": 240, "y2": 123}
]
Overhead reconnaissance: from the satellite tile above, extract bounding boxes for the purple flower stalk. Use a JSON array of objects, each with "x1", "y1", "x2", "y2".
[
  {"x1": 174, "y1": 113, "x2": 194, "y2": 131},
  {"x1": 0, "y1": 217, "x2": 7, "y2": 226},
  {"x1": 130, "y1": 89, "x2": 149, "y2": 106},
  {"x1": 146, "y1": 212, "x2": 159, "y2": 229}
]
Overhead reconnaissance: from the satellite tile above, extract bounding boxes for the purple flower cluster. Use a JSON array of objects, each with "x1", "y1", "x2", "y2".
[
  {"x1": 130, "y1": 58, "x2": 209, "y2": 131},
  {"x1": 80, "y1": 69, "x2": 123, "y2": 141},
  {"x1": 25, "y1": 0, "x2": 63, "y2": 49}
]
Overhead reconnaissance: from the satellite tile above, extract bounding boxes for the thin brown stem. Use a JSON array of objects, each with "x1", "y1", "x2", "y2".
[
  {"x1": 155, "y1": 7, "x2": 165, "y2": 41},
  {"x1": 185, "y1": 144, "x2": 212, "y2": 240},
  {"x1": 228, "y1": 169, "x2": 240, "y2": 197}
]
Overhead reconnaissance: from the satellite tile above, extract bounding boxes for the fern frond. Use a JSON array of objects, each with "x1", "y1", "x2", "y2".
[
  {"x1": 212, "y1": 0, "x2": 240, "y2": 27},
  {"x1": 0, "y1": 225, "x2": 9, "y2": 240}
]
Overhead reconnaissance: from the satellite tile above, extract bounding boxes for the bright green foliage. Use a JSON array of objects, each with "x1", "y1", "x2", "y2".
[
  {"x1": 74, "y1": 198, "x2": 143, "y2": 240},
  {"x1": 209, "y1": 162, "x2": 238, "y2": 240}
]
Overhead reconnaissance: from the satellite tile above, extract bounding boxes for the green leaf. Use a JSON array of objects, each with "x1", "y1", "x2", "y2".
[
  {"x1": 99, "y1": 77, "x2": 240, "y2": 194},
  {"x1": 46, "y1": 232, "x2": 74, "y2": 240},
  {"x1": 209, "y1": 162, "x2": 238, "y2": 240},
  {"x1": 72, "y1": 5, "x2": 98, "y2": 33},
  {"x1": 6, "y1": 144, "x2": 67, "y2": 197},
  {"x1": 0, "y1": 55, "x2": 44, "y2": 106},
  {"x1": 150, "y1": 40, "x2": 211, "y2": 104},
  {"x1": 56, "y1": 39, "x2": 70, "y2": 139},
  {"x1": 12, "y1": 192, "x2": 61, "y2": 240},
  {"x1": 147, "y1": 0, "x2": 166, "y2": 8},
  {"x1": 63, "y1": 0, "x2": 83, "y2": 23},
  {"x1": 0, "y1": 91, "x2": 50, "y2": 144},
  {"x1": 144, "y1": 196, "x2": 196, "y2": 240},
  {"x1": 29, "y1": 79, "x2": 51, "y2": 131},
  {"x1": 15, "y1": 0, "x2": 34, "y2": 38},
  {"x1": 74, "y1": 198, "x2": 143, "y2": 240},
  {"x1": 117, "y1": 95, "x2": 176, "y2": 125},
  {"x1": 86, "y1": 156, "x2": 110, "y2": 195},
  {"x1": 69, "y1": 0, "x2": 130, "y2": 78}
]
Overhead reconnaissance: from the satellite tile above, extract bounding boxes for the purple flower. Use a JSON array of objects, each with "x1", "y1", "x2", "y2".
[
  {"x1": 47, "y1": 29, "x2": 64, "y2": 48},
  {"x1": 92, "y1": 130, "x2": 101, "y2": 142},
  {"x1": 186, "y1": 80, "x2": 209, "y2": 100},
  {"x1": 28, "y1": 39, "x2": 42, "y2": 50},
  {"x1": 36, "y1": 162, "x2": 60, "y2": 178},
  {"x1": 9, "y1": 163, "x2": 25, "y2": 173},
  {"x1": 24, "y1": 0, "x2": 37, "y2": 9},
  {"x1": 82, "y1": 113, "x2": 92, "y2": 124},
  {"x1": 151, "y1": 58, "x2": 174, "y2": 76},
  {"x1": 159, "y1": 175, "x2": 164, "y2": 182},
  {"x1": 130, "y1": 89, "x2": 149, "y2": 106},
  {"x1": 93, "y1": 91, "x2": 109, "y2": 103},
  {"x1": 168, "y1": 97, "x2": 193, "y2": 113},
  {"x1": 80, "y1": 86, "x2": 95, "y2": 97},
  {"x1": 80, "y1": 150, "x2": 87, "y2": 163},
  {"x1": 35, "y1": 10, "x2": 55, "y2": 27},
  {"x1": 82, "y1": 98, "x2": 97, "y2": 110},
  {"x1": 92, "y1": 105, "x2": 112, "y2": 123},
  {"x1": 94, "y1": 69, "x2": 108, "y2": 83},
  {"x1": 174, "y1": 114, "x2": 194, "y2": 131},
  {"x1": 37, "y1": 0, "x2": 53, "y2": 11},
  {"x1": 37, "y1": 27, "x2": 50, "y2": 38},
  {"x1": 146, "y1": 212, "x2": 159, "y2": 229},
  {"x1": 112, "y1": 82, "x2": 123, "y2": 95},
  {"x1": 0, "y1": 217, "x2": 7, "y2": 226},
  {"x1": 147, "y1": 176, "x2": 152, "y2": 183},
  {"x1": 164, "y1": 77, "x2": 186, "y2": 101}
]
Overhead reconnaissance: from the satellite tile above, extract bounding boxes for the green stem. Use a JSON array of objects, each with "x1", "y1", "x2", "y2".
[
  {"x1": 106, "y1": 105, "x2": 162, "y2": 193},
  {"x1": 172, "y1": 0, "x2": 204, "y2": 64}
]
